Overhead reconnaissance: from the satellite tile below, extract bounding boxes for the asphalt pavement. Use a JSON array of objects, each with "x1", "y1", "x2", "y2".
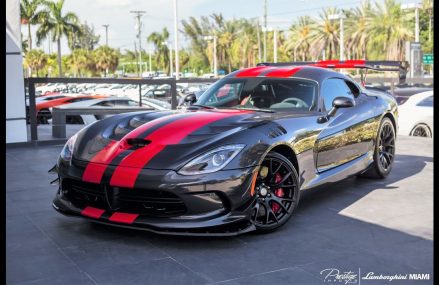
[{"x1": 6, "y1": 135, "x2": 433, "y2": 285}]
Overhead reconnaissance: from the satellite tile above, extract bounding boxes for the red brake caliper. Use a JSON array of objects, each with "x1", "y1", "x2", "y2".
[{"x1": 271, "y1": 173, "x2": 285, "y2": 213}]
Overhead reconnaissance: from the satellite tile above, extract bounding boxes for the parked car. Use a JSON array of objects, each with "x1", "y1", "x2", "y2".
[
  {"x1": 51, "y1": 60, "x2": 399, "y2": 236},
  {"x1": 33, "y1": 94, "x2": 107, "y2": 124},
  {"x1": 398, "y1": 90, "x2": 433, "y2": 138},
  {"x1": 392, "y1": 87, "x2": 433, "y2": 105},
  {"x1": 55, "y1": 97, "x2": 151, "y2": 124}
]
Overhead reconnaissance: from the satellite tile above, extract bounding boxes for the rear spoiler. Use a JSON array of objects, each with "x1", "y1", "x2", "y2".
[{"x1": 257, "y1": 60, "x2": 409, "y2": 85}]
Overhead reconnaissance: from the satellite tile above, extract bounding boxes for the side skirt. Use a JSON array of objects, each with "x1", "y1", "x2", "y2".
[{"x1": 300, "y1": 151, "x2": 374, "y2": 190}]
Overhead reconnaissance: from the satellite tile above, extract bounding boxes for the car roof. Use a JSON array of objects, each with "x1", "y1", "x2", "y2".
[
  {"x1": 226, "y1": 65, "x2": 352, "y2": 84},
  {"x1": 57, "y1": 97, "x2": 132, "y2": 108},
  {"x1": 404, "y1": 90, "x2": 433, "y2": 105}
]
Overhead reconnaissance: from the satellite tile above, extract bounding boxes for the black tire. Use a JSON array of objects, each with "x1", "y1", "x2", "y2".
[
  {"x1": 359, "y1": 117, "x2": 395, "y2": 179},
  {"x1": 37, "y1": 109, "x2": 51, "y2": 124},
  {"x1": 251, "y1": 152, "x2": 300, "y2": 233},
  {"x1": 410, "y1": 124, "x2": 432, "y2": 138}
]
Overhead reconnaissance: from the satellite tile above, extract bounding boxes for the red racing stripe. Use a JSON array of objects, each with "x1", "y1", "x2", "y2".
[
  {"x1": 81, "y1": 206, "x2": 105, "y2": 219},
  {"x1": 264, "y1": 67, "x2": 302, "y2": 77},
  {"x1": 81, "y1": 114, "x2": 182, "y2": 184},
  {"x1": 109, "y1": 111, "x2": 249, "y2": 188},
  {"x1": 82, "y1": 141, "x2": 124, "y2": 184},
  {"x1": 109, "y1": 212, "x2": 139, "y2": 224},
  {"x1": 235, "y1": 66, "x2": 273, "y2": 77}
]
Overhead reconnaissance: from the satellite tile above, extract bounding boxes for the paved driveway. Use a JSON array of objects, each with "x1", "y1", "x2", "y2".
[{"x1": 6, "y1": 136, "x2": 433, "y2": 285}]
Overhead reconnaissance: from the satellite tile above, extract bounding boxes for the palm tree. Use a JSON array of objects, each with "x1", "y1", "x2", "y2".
[
  {"x1": 147, "y1": 28, "x2": 170, "y2": 74},
  {"x1": 67, "y1": 48, "x2": 90, "y2": 77},
  {"x1": 344, "y1": 1, "x2": 373, "y2": 59},
  {"x1": 286, "y1": 16, "x2": 314, "y2": 61},
  {"x1": 20, "y1": 0, "x2": 46, "y2": 51},
  {"x1": 92, "y1": 45, "x2": 119, "y2": 77},
  {"x1": 368, "y1": 0, "x2": 412, "y2": 60},
  {"x1": 230, "y1": 19, "x2": 258, "y2": 67},
  {"x1": 211, "y1": 14, "x2": 239, "y2": 73},
  {"x1": 24, "y1": 49, "x2": 48, "y2": 76},
  {"x1": 181, "y1": 16, "x2": 211, "y2": 70},
  {"x1": 36, "y1": 0, "x2": 81, "y2": 77},
  {"x1": 309, "y1": 7, "x2": 340, "y2": 59}
]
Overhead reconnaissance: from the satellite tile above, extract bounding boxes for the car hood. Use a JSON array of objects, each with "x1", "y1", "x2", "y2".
[{"x1": 73, "y1": 109, "x2": 313, "y2": 171}]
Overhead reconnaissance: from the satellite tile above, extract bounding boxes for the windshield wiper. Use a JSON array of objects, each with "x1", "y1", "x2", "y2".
[
  {"x1": 230, "y1": 107, "x2": 275, "y2": 113},
  {"x1": 188, "y1": 104, "x2": 216, "y2": 110}
]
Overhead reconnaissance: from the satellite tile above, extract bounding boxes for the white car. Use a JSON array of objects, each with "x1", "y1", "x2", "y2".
[
  {"x1": 398, "y1": 90, "x2": 433, "y2": 138},
  {"x1": 56, "y1": 96, "x2": 171, "y2": 125}
]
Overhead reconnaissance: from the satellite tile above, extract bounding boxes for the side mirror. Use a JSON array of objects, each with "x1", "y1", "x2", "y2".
[
  {"x1": 184, "y1": 93, "x2": 197, "y2": 105},
  {"x1": 327, "y1": 96, "x2": 355, "y2": 117},
  {"x1": 318, "y1": 96, "x2": 354, "y2": 123}
]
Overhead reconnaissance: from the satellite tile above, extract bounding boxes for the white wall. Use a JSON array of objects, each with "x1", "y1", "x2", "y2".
[{"x1": 6, "y1": 0, "x2": 28, "y2": 143}]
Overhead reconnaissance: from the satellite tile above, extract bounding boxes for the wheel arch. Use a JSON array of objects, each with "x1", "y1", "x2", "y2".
[
  {"x1": 266, "y1": 144, "x2": 299, "y2": 174},
  {"x1": 410, "y1": 123, "x2": 432, "y2": 137},
  {"x1": 383, "y1": 112, "x2": 397, "y2": 136}
]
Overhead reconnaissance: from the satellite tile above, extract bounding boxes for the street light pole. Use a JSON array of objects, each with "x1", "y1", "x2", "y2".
[
  {"x1": 402, "y1": 3, "x2": 420, "y2": 42},
  {"x1": 203, "y1": 35, "x2": 218, "y2": 78},
  {"x1": 415, "y1": 5, "x2": 419, "y2": 42},
  {"x1": 148, "y1": 44, "x2": 152, "y2": 73},
  {"x1": 163, "y1": 41, "x2": 173, "y2": 76},
  {"x1": 256, "y1": 19, "x2": 262, "y2": 63},
  {"x1": 340, "y1": 17, "x2": 344, "y2": 61},
  {"x1": 328, "y1": 14, "x2": 345, "y2": 60},
  {"x1": 173, "y1": 0, "x2": 180, "y2": 79},
  {"x1": 213, "y1": 36, "x2": 217, "y2": 78},
  {"x1": 169, "y1": 45, "x2": 173, "y2": 76},
  {"x1": 131, "y1": 11, "x2": 146, "y2": 77},
  {"x1": 273, "y1": 29, "x2": 277, "y2": 63},
  {"x1": 102, "y1": 24, "x2": 109, "y2": 46},
  {"x1": 263, "y1": 0, "x2": 267, "y2": 62}
]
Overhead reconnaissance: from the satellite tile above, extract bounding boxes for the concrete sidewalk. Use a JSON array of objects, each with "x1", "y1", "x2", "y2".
[{"x1": 6, "y1": 136, "x2": 433, "y2": 285}]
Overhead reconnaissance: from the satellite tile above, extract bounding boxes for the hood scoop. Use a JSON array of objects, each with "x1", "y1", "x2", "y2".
[{"x1": 126, "y1": 138, "x2": 151, "y2": 149}]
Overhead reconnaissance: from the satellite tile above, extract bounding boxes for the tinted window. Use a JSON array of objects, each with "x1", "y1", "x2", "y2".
[
  {"x1": 127, "y1": 100, "x2": 138, "y2": 106},
  {"x1": 204, "y1": 82, "x2": 244, "y2": 105},
  {"x1": 114, "y1": 100, "x2": 138, "y2": 107},
  {"x1": 67, "y1": 97, "x2": 94, "y2": 103},
  {"x1": 43, "y1": 95, "x2": 66, "y2": 100},
  {"x1": 416, "y1": 96, "x2": 433, "y2": 107},
  {"x1": 95, "y1": 101, "x2": 114, "y2": 107},
  {"x1": 345, "y1": 80, "x2": 360, "y2": 97},
  {"x1": 321, "y1": 78, "x2": 354, "y2": 111},
  {"x1": 196, "y1": 78, "x2": 317, "y2": 111}
]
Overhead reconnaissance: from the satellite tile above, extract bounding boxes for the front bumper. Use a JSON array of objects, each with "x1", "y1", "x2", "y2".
[{"x1": 53, "y1": 160, "x2": 258, "y2": 236}]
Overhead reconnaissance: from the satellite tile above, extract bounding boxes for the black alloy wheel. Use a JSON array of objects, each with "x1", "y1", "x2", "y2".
[
  {"x1": 360, "y1": 117, "x2": 395, "y2": 178},
  {"x1": 378, "y1": 122, "x2": 395, "y2": 172},
  {"x1": 251, "y1": 152, "x2": 299, "y2": 232}
]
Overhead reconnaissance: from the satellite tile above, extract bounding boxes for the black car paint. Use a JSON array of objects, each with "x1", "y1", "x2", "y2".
[{"x1": 52, "y1": 66, "x2": 398, "y2": 235}]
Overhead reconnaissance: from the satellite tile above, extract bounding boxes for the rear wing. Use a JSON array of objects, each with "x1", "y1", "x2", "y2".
[{"x1": 257, "y1": 60, "x2": 409, "y2": 85}]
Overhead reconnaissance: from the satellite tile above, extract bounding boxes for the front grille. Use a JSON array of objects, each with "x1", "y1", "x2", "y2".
[{"x1": 62, "y1": 179, "x2": 187, "y2": 217}]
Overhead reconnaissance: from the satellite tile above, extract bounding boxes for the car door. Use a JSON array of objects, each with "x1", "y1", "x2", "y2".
[{"x1": 315, "y1": 78, "x2": 378, "y2": 172}]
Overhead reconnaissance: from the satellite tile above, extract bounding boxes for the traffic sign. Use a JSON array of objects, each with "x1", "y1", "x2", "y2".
[{"x1": 423, "y1": 54, "x2": 433, "y2": 64}]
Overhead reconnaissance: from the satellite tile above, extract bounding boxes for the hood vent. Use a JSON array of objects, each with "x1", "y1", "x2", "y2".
[
  {"x1": 126, "y1": 138, "x2": 151, "y2": 148},
  {"x1": 268, "y1": 125, "x2": 287, "y2": 138}
]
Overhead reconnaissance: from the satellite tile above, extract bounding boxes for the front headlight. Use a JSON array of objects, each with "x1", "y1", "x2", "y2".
[
  {"x1": 60, "y1": 133, "x2": 78, "y2": 161},
  {"x1": 178, "y1": 144, "x2": 245, "y2": 175}
]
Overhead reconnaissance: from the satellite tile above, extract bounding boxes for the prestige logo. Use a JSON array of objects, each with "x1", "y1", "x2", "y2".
[
  {"x1": 320, "y1": 268, "x2": 358, "y2": 284},
  {"x1": 319, "y1": 268, "x2": 431, "y2": 283}
]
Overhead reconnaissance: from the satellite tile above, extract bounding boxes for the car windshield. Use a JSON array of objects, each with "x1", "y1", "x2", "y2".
[{"x1": 196, "y1": 77, "x2": 318, "y2": 112}]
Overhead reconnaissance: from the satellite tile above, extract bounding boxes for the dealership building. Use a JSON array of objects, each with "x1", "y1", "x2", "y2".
[{"x1": 6, "y1": 0, "x2": 27, "y2": 143}]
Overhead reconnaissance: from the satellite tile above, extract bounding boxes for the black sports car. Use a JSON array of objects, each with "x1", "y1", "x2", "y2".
[{"x1": 51, "y1": 61, "x2": 399, "y2": 236}]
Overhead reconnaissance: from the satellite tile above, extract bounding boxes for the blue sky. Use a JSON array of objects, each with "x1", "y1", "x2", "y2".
[{"x1": 23, "y1": 0, "x2": 412, "y2": 54}]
